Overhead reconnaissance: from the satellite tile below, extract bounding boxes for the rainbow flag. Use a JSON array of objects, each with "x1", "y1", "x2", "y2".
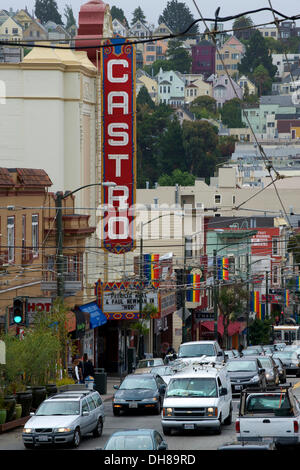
[
  {"x1": 143, "y1": 254, "x2": 160, "y2": 287},
  {"x1": 186, "y1": 274, "x2": 201, "y2": 303},
  {"x1": 297, "y1": 277, "x2": 300, "y2": 291},
  {"x1": 217, "y1": 257, "x2": 229, "y2": 281},
  {"x1": 259, "y1": 303, "x2": 266, "y2": 320},
  {"x1": 285, "y1": 290, "x2": 289, "y2": 307},
  {"x1": 250, "y1": 291, "x2": 260, "y2": 314}
]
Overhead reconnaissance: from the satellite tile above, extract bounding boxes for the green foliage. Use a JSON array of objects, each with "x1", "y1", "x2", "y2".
[
  {"x1": 220, "y1": 98, "x2": 245, "y2": 128},
  {"x1": 156, "y1": 116, "x2": 186, "y2": 175},
  {"x1": 238, "y1": 30, "x2": 277, "y2": 79},
  {"x1": 287, "y1": 234, "x2": 300, "y2": 266},
  {"x1": 218, "y1": 285, "x2": 249, "y2": 348},
  {"x1": 232, "y1": 15, "x2": 254, "y2": 35},
  {"x1": 35, "y1": 0, "x2": 63, "y2": 24},
  {"x1": 165, "y1": 39, "x2": 192, "y2": 73},
  {"x1": 131, "y1": 7, "x2": 147, "y2": 25},
  {"x1": 110, "y1": 6, "x2": 129, "y2": 28},
  {"x1": 137, "y1": 86, "x2": 155, "y2": 109},
  {"x1": 158, "y1": 169, "x2": 196, "y2": 186},
  {"x1": 189, "y1": 95, "x2": 217, "y2": 120},
  {"x1": 158, "y1": 0, "x2": 199, "y2": 37},
  {"x1": 249, "y1": 318, "x2": 273, "y2": 345},
  {"x1": 252, "y1": 65, "x2": 272, "y2": 96},
  {"x1": 64, "y1": 4, "x2": 76, "y2": 29}
]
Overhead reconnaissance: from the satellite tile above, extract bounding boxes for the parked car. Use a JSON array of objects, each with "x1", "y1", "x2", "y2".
[
  {"x1": 101, "y1": 429, "x2": 168, "y2": 450},
  {"x1": 112, "y1": 373, "x2": 166, "y2": 416},
  {"x1": 226, "y1": 357, "x2": 267, "y2": 393},
  {"x1": 272, "y1": 357, "x2": 287, "y2": 384},
  {"x1": 241, "y1": 348, "x2": 263, "y2": 357},
  {"x1": 272, "y1": 350, "x2": 300, "y2": 377},
  {"x1": 243, "y1": 345, "x2": 264, "y2": 355},
  {"x1": 256, "y1": 356, "x2": 279, "y2": 387},
  {"x1": 134, "y1": 358, "x2": 164, "y2": 374},
  {"x1": 273, "y1": 343, "x2": 286, "y2": 351},
  {"x1": 22, "y1": 390, "x2": 105, "y2": 449}
]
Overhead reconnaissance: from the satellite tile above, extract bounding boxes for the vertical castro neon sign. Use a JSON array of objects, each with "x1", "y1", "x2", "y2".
[{"x1": 101, "y1": 38, "x2": 136, "y2": 254}]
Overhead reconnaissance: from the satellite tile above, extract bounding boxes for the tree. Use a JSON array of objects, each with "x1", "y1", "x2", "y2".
[
  {"x1": 64, "y1": 4, "x2": 76, "y2": 29},
  {"x1": 131, "y1": 7, "x2": 147, "y2": 26},
  {"x1": 158, "y1": 0, "x2": 198, "y2": 37},
  {"x1": 252, "y1": 65, "x2": 272, "y2": 96},
  {"x1": 218, "y1": 284, "x2": 249, "y2": 348},
  {"x1": 35, "y1": 0, "x2": 63, "y2": 24},
  {"x1": 248, "y1": 318, "x2": 273, "y2": 345},
  {"x1": 137, "y1": 86, "x2": 155, "y2": 109},
  {"x1": 143, "y1": 59, "x2": 173, "y2": 77},
  {"x1": 182, "y1": 120, "x2": 219, "y2": 177},
  {"x1": 110, "y1": 6, "x2": 129, "y2": 28},
  {"x1": 165, "y1": 39, "x2": 191, "y2": 73},
  {"x1": 158, "y1": 169, "x2": 195, "y2": 186},
  {"x1": 232, "y1": 15, "x2": 254, "y2": 40},
  {"x1": 189, "y1": 95, "x2": 217, "y2": 119},
  {"x1": 238, "y1": 29, "x2": 277, "y2": 80},
  {"x1": 220, "y1": 98, "x2": 245, "y2": 128},
  {"x1": 155, "y1": 116, "x2": 186, "y2": 174}
]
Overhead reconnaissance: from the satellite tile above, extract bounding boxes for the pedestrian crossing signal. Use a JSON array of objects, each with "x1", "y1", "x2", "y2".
[{"x1": 13, "y1": 298, "x2": 24, "y2": 324}]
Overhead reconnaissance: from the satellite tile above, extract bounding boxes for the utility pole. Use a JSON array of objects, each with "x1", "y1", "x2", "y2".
[
  {"x1": 265, "y1": 271, "x2": 269, "y2": 319},
  {"x1": 55, "y1": 191, "x2": 64, "y2": 299},
  {"x1": 182, "y1": 236, "x2": 187, "y2": 343},
  {"x1": 213, "y1": 249, "x2": 218, "y2": 341}
]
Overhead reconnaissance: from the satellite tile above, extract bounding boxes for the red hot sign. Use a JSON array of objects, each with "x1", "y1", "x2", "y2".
[{"x1": 101, "y1": 39, "x2": 136, "y2": 254}]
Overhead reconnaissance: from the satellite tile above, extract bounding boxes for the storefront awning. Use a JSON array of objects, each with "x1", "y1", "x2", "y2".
[
  {"x1": 78, "y1": 302, "x2": 107, "y2": 329},
  {"x1": 201, "y1": 316, "x2": 246, "y2": 337}
]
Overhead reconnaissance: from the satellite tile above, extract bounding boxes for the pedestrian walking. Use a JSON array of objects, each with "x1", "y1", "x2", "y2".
[
  {"x1": 72, "y1": 359, "x2": 83, "y2": 384},
  {"x1": 82, "y1": 353, "x2": 95, "y2": 380}
]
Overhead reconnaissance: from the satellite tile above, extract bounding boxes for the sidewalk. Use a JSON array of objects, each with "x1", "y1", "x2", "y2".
[{"x1": 101, "y1": 375, "x2": 121, "y2": 403}]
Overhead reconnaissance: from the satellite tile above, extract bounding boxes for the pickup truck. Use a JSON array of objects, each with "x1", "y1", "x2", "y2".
[{"x1": 235, "y1": 385, "x2": 300, "y2": 447}]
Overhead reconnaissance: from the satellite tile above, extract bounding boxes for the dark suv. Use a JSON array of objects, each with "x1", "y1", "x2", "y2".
[{"x1": 226, "y1": 357, "x2": 267, "y2": 394}]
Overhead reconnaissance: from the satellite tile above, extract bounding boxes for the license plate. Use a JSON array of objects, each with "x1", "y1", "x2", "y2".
[
  {"x1": 234, "y1": 385, "x2": 243, "y2": 390},
  {"x1": 184, "y1": 424, "x2": 195, "y2": 430},
  {"x1": 38, "y1": 436, "x2": 49, "y2": 442},
  {"x1": 129, "y1": 402, "x2": 138, "y2": 408}
]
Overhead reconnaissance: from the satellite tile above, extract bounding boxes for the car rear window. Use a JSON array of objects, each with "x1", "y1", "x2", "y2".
[{"x1": 246, "y1": 394, "x2": 293, "y2": 416}]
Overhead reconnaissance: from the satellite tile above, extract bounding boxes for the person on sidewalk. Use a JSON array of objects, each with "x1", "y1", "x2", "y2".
[
  {"x1": 72, "y1": 359, "x2": 83, "y2": 384},
  {"x1": 82, "y1": 353, "x2": 95, "y2": 381}
]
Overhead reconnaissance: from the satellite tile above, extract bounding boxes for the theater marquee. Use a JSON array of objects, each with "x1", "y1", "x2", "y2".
[{"x1": 101, "y1": 38, "x2": 136, "y2": 254}]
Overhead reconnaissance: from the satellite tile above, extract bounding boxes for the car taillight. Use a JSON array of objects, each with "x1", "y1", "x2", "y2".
[
  {"x1": 235, "y1": 420, "x2": 240, "y2": 433},
  {"x1": 294, "y1": 421, "x2": 299, "y2": 433}
]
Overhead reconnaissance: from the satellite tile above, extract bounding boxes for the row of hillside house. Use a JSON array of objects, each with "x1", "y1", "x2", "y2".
[
  {"x1": 0, "y1": 8, "x2": 77, "y2": 62},
  {"x1": 136, "y1": 67, "x2": 247, "y2": 109},
  {"x1": 242, "y1": 94, "x2": 300, "y2": 141}
]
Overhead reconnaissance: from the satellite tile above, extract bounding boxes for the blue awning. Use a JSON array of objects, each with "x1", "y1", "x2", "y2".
[{"x1": 78, "y1": 302, "x2": 107, "y2": 329}]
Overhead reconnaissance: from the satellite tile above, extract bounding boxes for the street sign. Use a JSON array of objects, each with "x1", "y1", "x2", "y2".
[{"x1": 41, "y1": 281, "x2": 82, "y2": 294}]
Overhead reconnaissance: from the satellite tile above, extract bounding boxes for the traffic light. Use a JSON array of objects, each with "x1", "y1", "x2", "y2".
[{"x1": 13, "y1": 298, "x2": 24, "y2": 325}]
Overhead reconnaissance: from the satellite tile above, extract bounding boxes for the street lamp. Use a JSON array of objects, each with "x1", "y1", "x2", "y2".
[{"x1": 55, "y1": 182, "x2": 116, "y2": 299}]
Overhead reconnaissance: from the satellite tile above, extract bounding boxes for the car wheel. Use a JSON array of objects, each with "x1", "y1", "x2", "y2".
[
  {"x1": 93, "y1": 418, "x2": 103, "y2": 437},
  {"x1": 24, "y1": 443, "x2": 35, "y2": 450},
  {"x1": 113, "y1": 408, "x2": 120, "y2": 416},
  {"x1": 224, "y1": 405, "x2": 232, "y2": 425},
  {"x1": 72, "y1": 428, "x2": 81, "y2": 448},
  {"x1": 162, "y1": 426, "x2": 172, "y2": 436}
]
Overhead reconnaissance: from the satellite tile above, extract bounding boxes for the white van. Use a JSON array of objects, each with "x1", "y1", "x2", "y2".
[
  {"x1": 177, "y1": 340, "x2": 225, "y2": 364},
  {"x1": 161, "y1": 362, "x2": 232, "y2": 435}
]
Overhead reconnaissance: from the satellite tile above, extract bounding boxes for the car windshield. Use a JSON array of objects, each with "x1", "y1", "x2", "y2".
[
  {"x1": 150, "y1": 366, "x2": 172, "y2": 376},
  {"x1": 273, "y1": 351, "x2": 295, "y2": 359},
  {"x1": 137, "y1": 359, "x2": 162, "y2": 368},
  {"x1": 242, "y1": 349, "x2": 260, "y2": 356},
  {"x1": 166, "y1": 378, "x2": 217, "y2": 398},
  {"x1": 178, "y1": 344, "x2": 215, "y2": 358},
  {"x1": 119, "y1": 376, "x2": 157, "y2": 390},
  {"x1": 258, "y1": 358, "x2": 272, "y2": 368},
  {"x1": 105, "y1": 435, "x2": 153, "y2": 450},
  {"x1": 227, "y1": 361, "x2": 257, "y2": 372},
  {"x1": 36, "y1": 401, "x2": 80, "y2": 416}
]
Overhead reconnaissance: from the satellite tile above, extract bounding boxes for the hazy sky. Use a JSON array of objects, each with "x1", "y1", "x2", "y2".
[{"x1": 7, "y1": 0, "x2": 300, "y2": 30}]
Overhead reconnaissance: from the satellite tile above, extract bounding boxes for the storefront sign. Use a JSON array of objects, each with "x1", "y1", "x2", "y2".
[
  {"x1": 26, "y1": 298, "x2": 52, "y2": 324},
  {"x1": 101, "y1": 38, "x2": 136, "y2": 254}
]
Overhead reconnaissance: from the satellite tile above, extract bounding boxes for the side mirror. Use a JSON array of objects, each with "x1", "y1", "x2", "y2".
[
  {"x1": 82, "y1": 411, "x2": 89, "y2": 417},
  {"x1": 173, "y1": 353, "x2": 177, "y2": 359},
  {"x1": 30, "y1": 412, "x2": 35, "y2": 416},
  {"x1": 220, "y1": 387, "x2": 228, "y2": 396},
  {"x1": 113, "y1": 385, "x2": 119, "y2": 390},
  {"x1": 259, "y1": 368, "x2": 265, "y2": 374},
  {"x1": 217, "y1": 351, "x2": 223, "y2": 357},
  {"x1": 158, "y1": 441, "x2": 168, "y2": 450},
  {"x1": 160, "y1": 384, "x2": 166, "y2": 394}
]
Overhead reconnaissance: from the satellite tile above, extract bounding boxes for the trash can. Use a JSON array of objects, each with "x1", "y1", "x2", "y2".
[
  {"x1": 85, "y1": 376, "x2": 94, "y2": 390},
  {"x1": 93, "y1": 368, "x2": 107, "y2": 395}
]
